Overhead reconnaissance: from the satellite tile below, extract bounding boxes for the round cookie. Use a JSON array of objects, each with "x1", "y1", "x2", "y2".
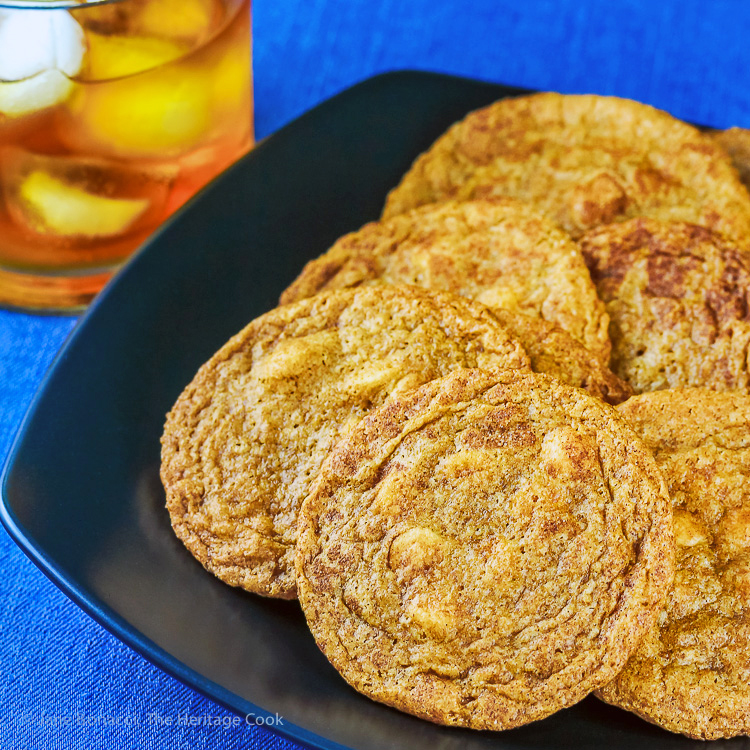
[
  {"x1": 281, "y1": 199, "x2": 611, "y2": 364},
  {"x1": 382, "y1": 93, "x2": 750, "y2": 241},
  {"x1": 599, "y1": 388, "x2": 750, "y2": 740},
  {"x1": 711, "y1": 127, "x2": 750, "y2": 192},
  {"x1": 579, "y1": 217, "x2": 750, "y2": 394},
  {"x1": 490, "y1": 308, "x2": 630, "y2": 404},
  {"x1": 160, "y1": 286, "x2": 530, "y2": 599},
  {"x1": 296, "y1": 368, "x2": 673, "y2": 730}
]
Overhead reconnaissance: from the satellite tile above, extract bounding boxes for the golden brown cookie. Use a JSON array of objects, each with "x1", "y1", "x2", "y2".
[
  {"x1": 382, "y1": 93, "x2": 750, "y2": 241},
  {"x1": 297, "y1": 368, "x2": 673, "y2": 730},
  {"x1": 579, "y1": 217, "x2": 750, "y2": 394},
  {"x1": 490, "y1": 308, "x2": 630, "y2": 404},
  {"x1": 160, "y1": 286, "x2": 530, "y2": 599},
  {"x1": 598, "y1": 388, "x2": 750, "y2": 740},
  {"x1": 281, "y1": 199, "x2": 611, "y2": 364},
  {"x1": 711, "y1": 127, "x2": 750, "y2": 191}
]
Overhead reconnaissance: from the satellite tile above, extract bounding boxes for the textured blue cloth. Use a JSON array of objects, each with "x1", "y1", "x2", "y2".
[{"x1": 2, "y1": 1, "x2": 750, "y2": 747}]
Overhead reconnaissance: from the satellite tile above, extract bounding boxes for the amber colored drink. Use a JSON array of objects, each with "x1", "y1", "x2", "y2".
[{"x1": 0, "y1": 0, "x2": 253, "y2": 310}]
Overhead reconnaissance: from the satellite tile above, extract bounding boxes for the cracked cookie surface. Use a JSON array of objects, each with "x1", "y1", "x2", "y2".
[
  {"x1": 382, "y1": 93, "x2": 750, "y2": 241},
  {"x1": 580, "y1": 217, "x2": 750, "y2": 394},
  {"x1": 599, "y1": 389, "x2": 750, "y2": 740},
  {"x1": 282, "y1": 199, "x2": 611, "y2": 365},
  {"x1": 712, "y1": 127, "x2": 750, "y2": 192},
  {"x1": 489, "y1": 308, "x2": 630, "y2": 404},
  {"x1": 296, "y1": 369, "x2": 673, "y2": 729},
  {"x1": 160, "y1": 286, "x2": 530, "y2": 599}
]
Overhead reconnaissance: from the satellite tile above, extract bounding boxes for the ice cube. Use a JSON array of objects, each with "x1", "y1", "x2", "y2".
[
  {"x1": 0, "y1": 69, "x2": 73, "y2": 117},
  {"x1": 60, "y1": 29, "x2": 251, "y2": 159},
  {"x1": 0, "y1": 9, "x2": 85, "y2": 80},
  {"x1": 84, "y1": 32, "x2": 187, "y2": 79},
  {"x1": 136, "y1": 0, "x2": 217, "y2": 44},
  {"x1": 62, "y1": 56, "x2": 213, "y2": 158},
  {"x1": 73, "y1": 0, "x2": 217, "y2": 47},
  {"x1": 0, "y1": 9, "x2": 85, "y2": 117}
]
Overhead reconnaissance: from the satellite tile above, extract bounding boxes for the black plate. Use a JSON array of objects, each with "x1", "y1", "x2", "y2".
[{"x1": 0, "y1": 71, "x2": 730, "y2": 750}]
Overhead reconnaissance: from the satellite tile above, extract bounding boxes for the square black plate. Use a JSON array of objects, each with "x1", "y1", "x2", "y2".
[{"x1": 0, "y1": 71, "x2": 727, "y2": 750}]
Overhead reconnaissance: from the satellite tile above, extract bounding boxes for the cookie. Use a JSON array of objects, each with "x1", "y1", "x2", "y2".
[
  {"x1": 599, "y1": 388, "x2": 750, "y2": 740},
  {"x1": 711, "y1": 127, "x2": 750, "y2": 191},
  {"x1": 160, "y1": 286, "x2": 530, "y2": 599},
  {"x1": 490, "y1": 308, "x2": 630, "y2": 404},
  {"x1": 281, "y1": 199, "x2": 611, "y2": 365},
  {"x1": 382, "y1": 93, "x2": 750, "y2": 241},
  {"x1": 296, "y1": 368, "x2": 673, "y2": 730},
  {"x1": 579, "y1": 217, "x2": 750, "y2": 394}
]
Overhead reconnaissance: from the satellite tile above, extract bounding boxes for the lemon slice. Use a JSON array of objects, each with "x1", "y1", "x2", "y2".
[{"x1": 19, "y1": 170, "x2": 148, "y2": 238}]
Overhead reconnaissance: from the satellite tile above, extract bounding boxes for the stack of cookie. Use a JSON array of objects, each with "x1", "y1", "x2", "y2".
[{"x1": 161, "y1": 92, "x2": 750, "y2": 740}]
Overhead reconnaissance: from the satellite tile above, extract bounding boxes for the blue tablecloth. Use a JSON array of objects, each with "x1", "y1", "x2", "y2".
[{"x1": 2, "y1": 1, "x2": 750, "y2": 747}]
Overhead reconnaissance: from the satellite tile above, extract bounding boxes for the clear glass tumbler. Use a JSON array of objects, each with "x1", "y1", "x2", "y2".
[{"x1": 0, "y1": 0, "x2": 253, "y2": 311}]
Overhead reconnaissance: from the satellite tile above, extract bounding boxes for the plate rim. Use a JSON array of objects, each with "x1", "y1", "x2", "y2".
[
  {"x1": 0, "y1": 68, "x2": 515, "y2": 750},
  {"x1": 4, "y1": 69, "x2": 702, "y2": 750}
]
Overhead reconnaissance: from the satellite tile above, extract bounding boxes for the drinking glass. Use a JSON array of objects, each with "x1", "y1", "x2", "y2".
[{"x1": 0, "y1": 0, "x2": 253, "y2": 311}]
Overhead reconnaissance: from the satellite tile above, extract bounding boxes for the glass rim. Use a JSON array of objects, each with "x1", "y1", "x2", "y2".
[
  {"x1": 0, "y1": 0, "x2": 248, "y2": 83},
  {"x1": 0, "y1": 0, "x2": 127, "y2": 8}
]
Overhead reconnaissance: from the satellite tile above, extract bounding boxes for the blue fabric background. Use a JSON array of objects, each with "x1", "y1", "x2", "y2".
[{"x1": 2, "y1": 1, "x2": 750, "y2": 747}]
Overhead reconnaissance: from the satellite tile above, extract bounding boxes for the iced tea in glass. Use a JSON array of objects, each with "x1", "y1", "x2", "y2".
[{"x1": 0, "y1": 0, "x2": 253, "y2": 310}]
